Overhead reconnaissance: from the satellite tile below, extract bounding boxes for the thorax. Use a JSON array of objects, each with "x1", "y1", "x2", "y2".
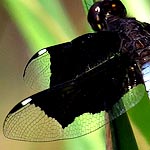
[{"x1": 107, "y1": 17, "x2": 150, "y2": 65}]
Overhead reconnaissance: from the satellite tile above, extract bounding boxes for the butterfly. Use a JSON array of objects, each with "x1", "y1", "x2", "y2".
[{"x1": 3, "y1": 0, "x2": 150, "y2": 142}]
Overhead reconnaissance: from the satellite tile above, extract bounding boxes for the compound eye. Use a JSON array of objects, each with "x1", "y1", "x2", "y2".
[
  {"x1": 87, "y1": 2, "x2": 105, "y2": 31},
  {"x1": 109, "y1": 1, "x2": 127, "y2": 17},
  {"x1": 87, "y1": 1, "x2": 127, "y2": 31}
]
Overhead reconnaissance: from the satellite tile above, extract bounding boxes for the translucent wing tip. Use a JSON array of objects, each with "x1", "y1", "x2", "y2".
[
  {"x1": 3, "y1": 102, "x2": 64, "y2": 142},
  {"x1": 23, "y1": 49, "x2": 48, "y2": 77},
  {"x1": 23, "y1": 49, "x2": 50, "y2": 91}
]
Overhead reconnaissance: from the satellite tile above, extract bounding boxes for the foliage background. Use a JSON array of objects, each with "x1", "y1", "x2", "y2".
[{"x1": 0, "y1": 0, "x2": 150, "y2": 150}]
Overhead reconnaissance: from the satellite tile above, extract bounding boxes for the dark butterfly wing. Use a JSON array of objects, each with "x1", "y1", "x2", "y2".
[
  {"x1": 23, "y1": 31, "x2": 121, "y2": 91},
  {"x1": 3, "y1": 50, "x2": 145, "y2": 142}
]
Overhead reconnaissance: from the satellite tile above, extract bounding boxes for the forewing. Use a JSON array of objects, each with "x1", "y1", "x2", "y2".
[{"x1": 23, "y1": 31, "x2": 121, "y2": 92}]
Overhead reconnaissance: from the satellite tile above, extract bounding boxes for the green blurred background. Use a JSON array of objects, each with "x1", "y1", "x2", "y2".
[{"x1": 0, "y1": 0, "x2": 150, "y2": 150}]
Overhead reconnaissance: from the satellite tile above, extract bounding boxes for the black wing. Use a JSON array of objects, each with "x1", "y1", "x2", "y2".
[
  {"x1": 23, "y1": 31, "x2": 121, "y2": 91},
  {"x1": 3, "y1": 58, "x2": 145, "y2": 142},
  {"x1": 3, "y1": 31, "x2": 145, "y2": 141}
]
